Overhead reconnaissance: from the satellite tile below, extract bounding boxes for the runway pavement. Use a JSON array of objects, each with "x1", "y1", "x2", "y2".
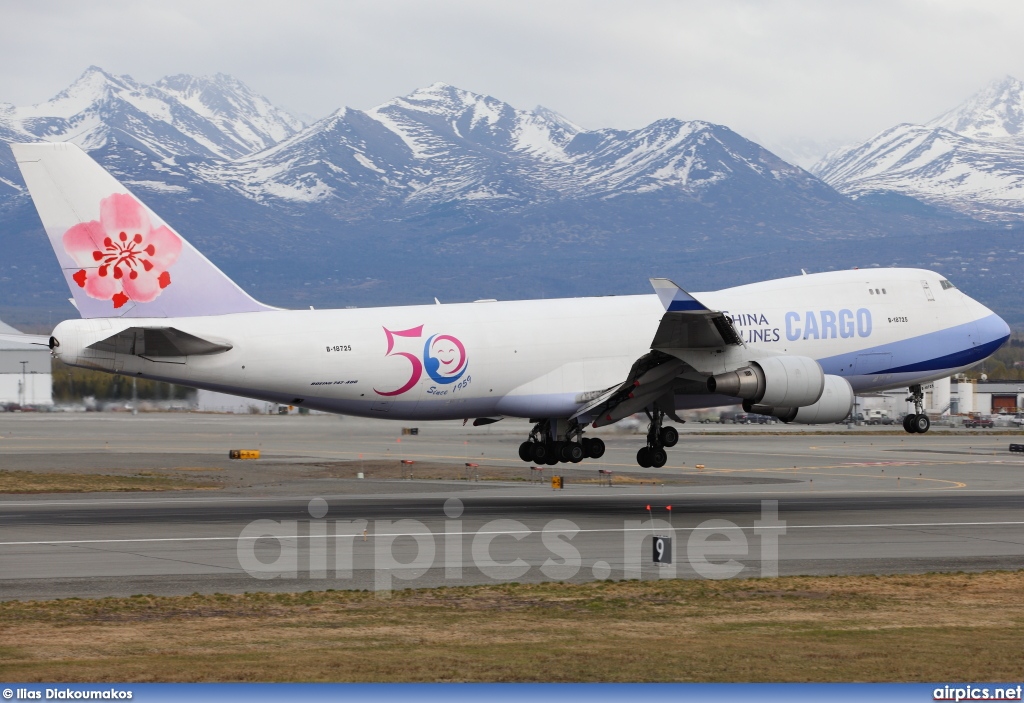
[{"x1": 1, "y1": 413, "x2": 1023, "y2": 600}]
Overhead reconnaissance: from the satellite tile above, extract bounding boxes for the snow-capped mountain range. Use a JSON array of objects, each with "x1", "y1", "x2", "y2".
[
  {"x1": 0, "y1": 67, "x2": 303, "y2": 160},
  {"x1": 0, "y1": 67, "x2": 835, "y2": 216},
  {"x1": 0, "y1": 67, "x2": 304, "y2": 198},
  {"x1": 2, "y1": 66, "x2": 1017, "y2": 322},
  {"x1": 208, "y1": 81, "x2": 834, "y2": 216},
  {"x1": 813, "y1": 76, "x2": 1024, "y2": 222}
]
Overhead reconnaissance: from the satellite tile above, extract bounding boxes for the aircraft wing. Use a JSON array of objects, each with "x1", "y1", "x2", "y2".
[
  {"x1": 649, "y1": 278, "x2": 742, "y2": 349},
  {"x1": 86, "y1": 327, "x2": 232, "y2": 357},
  {"x1": 575, "y1": 279, "x2": 741, "y2": 427}
]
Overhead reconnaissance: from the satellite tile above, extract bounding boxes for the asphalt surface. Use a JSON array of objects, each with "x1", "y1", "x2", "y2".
[{"x1": 1, "y1": 413, "x2": 1023, "y2": 599}]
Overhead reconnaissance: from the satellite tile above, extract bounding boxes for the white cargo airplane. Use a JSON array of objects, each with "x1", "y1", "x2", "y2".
[{"x1": 2, "y1": 143, "x2": 1011, "y2": 467}]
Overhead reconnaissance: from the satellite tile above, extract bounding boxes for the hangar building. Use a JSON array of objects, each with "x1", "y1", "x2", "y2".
[{"x1": 0, "y1": 319, "x2": 53, "y2": 406}]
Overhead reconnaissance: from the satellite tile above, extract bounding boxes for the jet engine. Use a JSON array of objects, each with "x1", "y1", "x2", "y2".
[
  {"x1": 786, "y1": 375, "x2": 854, "y2": 424},
  {"x1": 745, "y1": 374, "x2": 854, "y2": 424},
  {"x1": 707, "y1": 355, "x2": 825, "y2": 409}
]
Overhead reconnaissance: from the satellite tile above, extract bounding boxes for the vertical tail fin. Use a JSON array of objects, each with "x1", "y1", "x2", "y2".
[{"x1": 12, "y1": 142, "x2": 274, "y2": 318}]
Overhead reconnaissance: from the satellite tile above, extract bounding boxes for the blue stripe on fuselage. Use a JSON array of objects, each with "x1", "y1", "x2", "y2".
[{"x1": 817, "y1": 313, "x2": 1010, "y2": 377}]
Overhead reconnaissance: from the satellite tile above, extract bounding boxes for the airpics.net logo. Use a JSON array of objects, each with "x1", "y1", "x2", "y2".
[
  {"x1": 235, "y1": 498, "x2": 787, "y2": 593},
  {"x1": 933, "y1": 684, "x2": 1023, "y2": 701}
]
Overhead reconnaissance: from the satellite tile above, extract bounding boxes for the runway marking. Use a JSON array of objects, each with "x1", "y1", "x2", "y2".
[
  {"x1": 5, "y1": 482, "x2": 1023, "y2": 509},
  {"x1": 667, "y1": 464, "x2": 968, "y2": 489},
  {"x1": 2, "y1": 521, "x2": 1024, "y2": 548}
]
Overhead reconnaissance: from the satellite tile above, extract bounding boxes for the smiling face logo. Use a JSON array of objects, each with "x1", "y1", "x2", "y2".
[
  {"x1": 374, "y1": 327, "x2": 469, "y2": 396},
  {"x1": 424, "y1": 334, "x2": 467, "y2": 384}
]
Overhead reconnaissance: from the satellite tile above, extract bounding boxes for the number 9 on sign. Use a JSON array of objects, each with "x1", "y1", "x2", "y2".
[{"x1": 652, "y1": 535, "x2": 672, "y2": 564}]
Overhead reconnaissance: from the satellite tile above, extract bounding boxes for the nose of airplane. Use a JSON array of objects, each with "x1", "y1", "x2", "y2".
[
  {"x1": 993, "y1": 313, "x2": 1011, "y2": 344},
  {"x1": 975, "y1": 306, "x2": 1011, "y2": 346}
]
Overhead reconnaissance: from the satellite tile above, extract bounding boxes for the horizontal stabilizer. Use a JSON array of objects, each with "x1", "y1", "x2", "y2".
[
  {"x1": 0, "y1": 332, "x2": 52, "y2": 348},
  {"x1": 87, "y1": 327, "x2": 232, "y2": 357}
]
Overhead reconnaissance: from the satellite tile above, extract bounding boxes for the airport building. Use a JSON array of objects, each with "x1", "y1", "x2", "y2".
[
  {"x1": 195, "y1": 389, "x2": 276, "y2": 414},
  {"x1": 952, "y1": 379, "x2": 1023, "y2": 415},
  {"x1": 856, "y1": 377, "x2": 1023, "y2": 419},
  {"x1": 0, "y1": 319, "x2": 53, "y2": 406}
]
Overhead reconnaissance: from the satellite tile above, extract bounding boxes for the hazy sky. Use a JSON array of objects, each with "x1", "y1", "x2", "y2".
[{"x1": 2, "y1": 0, "x2": 1023, "y2": 163}]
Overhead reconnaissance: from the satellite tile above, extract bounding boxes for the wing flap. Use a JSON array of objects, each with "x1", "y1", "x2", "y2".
[{"x1": 573, "y1": 351, "x2": 686, "y2": 425}]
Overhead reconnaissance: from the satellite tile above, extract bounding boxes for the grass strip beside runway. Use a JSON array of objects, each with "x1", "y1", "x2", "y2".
[
  {"x1": 0, "y1": 469, "x2": 220, "y2": 493},
  {"x1": 1, "y1": 571, "x2": 1022, "y2": 681}
]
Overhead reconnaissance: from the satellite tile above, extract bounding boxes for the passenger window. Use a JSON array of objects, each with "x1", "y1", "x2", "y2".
[{"x1": 869, "y1": 289, "x2": 874, "y2": 295}]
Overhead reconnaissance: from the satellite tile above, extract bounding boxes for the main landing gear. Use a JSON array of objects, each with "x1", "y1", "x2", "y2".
[
  {"x1": 518, "y1": 419, "x2": 606, "y2": 466},
  {"x1": 902, "y1": 384, "x2": 931, "y2": 434},
  {"x1": 635, "y1": 407, "x2": 679, "y2": 469}
]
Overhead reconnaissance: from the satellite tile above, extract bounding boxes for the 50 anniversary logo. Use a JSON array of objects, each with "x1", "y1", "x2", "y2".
[{"x1": 374, "y1": 326, "x2": 468, "y2": 397}]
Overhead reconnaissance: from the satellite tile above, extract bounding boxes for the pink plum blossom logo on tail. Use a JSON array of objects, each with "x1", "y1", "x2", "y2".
[{"x1": 63, "y1": 193, "x2": 182, "y2": 309}]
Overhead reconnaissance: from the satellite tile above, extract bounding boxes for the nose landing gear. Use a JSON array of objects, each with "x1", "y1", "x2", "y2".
[{"x1": 902, "y1": 384, "x2": 931, "y2": 434}]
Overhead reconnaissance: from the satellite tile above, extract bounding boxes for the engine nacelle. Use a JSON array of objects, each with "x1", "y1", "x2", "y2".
[
  {"x1": 707, "y1": 355, "x2": 825, "y2": 409},
  {"x1": 749, "y1": 375, "x2": 853, "y2": 424},
  {"x1": 788, "y1": 374, "x2": 854, "y2": 424}
]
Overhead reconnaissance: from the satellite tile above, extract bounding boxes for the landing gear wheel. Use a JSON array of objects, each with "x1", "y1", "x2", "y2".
[
  {"x1": 584, "y1": 437, "x2": 605, "y2": 459},
  {"x1": 518, "y1": 442, "x2": 534, "y2": 462},
  {"x1": 904, "y1": 385, "x2": 929, "y2": 435},
  {"x1": 636, "y1": 447, "x2": 652, "y2": 468},
  {"x1": 556, "y1": 442, "x2": 569, "y2": 462},
  {"x1": 659, "y1": 426, "x2": 679, "y2": 448},
  {"x1": 566, "y1": 443, "x2": 584, "y2": 463},
  {"x1": 532, "y1": 442, "x2": 550, "y2": 463},
  {"x1": 649, "y1": 447, "x2": 668, "y2": 468},
  {"x1": 545, "y1": 451, "x2": 559, "y2": 466}
]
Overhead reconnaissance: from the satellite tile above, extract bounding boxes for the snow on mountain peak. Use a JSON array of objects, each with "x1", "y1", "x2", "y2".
[
  {"x1": 4, "y1": 67, "x2": 304, "y2": 160},
  {"x1": 532, "y1": 106, "x2": 582, "y2": 136},
  {"x1": 19, "y1": 65, "x2": 139, "y2": 120},
  {"x1": 927, "y1": 75, "x2": 1024, "y2": 141},
  {"x1": 814, "y1": 119, "x2": 1024, "y2": 222},
  {"x1": 155, "y1": 72, "x2": 306, "y2": 154}
]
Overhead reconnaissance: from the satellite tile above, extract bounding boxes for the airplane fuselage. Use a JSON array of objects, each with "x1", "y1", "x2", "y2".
[{"x1": 52, "y1": 267, "x2": 1009, "y2": 422}]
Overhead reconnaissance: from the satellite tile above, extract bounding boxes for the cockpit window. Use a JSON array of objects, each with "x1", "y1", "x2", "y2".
[{"x1": 940, "y1": 279, "x2": 956, "y2": 290}]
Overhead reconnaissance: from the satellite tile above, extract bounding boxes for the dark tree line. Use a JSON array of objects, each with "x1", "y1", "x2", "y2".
[
  {"x1": 51, "y1": 360, "x2": 195, "y2": 402},
  {"x1": 965, "y1": 332, "x2": 1024, "y2": 381}
]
